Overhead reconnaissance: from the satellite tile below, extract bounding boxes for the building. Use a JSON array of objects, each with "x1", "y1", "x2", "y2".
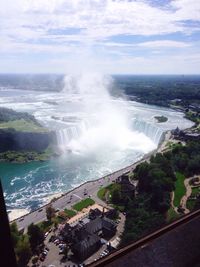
[
  {"x1": 61, "y1": 211, "x2": 117, "y2": 260},
  {"x1": 172, "y1": 127, "x2": 200, "y2": 141},
  {"x1": 72, "y1": 233, "x2": 101, "y2": 260}
]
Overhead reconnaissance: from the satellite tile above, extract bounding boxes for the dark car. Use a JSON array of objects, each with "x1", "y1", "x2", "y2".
[{"x1": 40, "y1": 256, "x2": 45, "y2": 261}]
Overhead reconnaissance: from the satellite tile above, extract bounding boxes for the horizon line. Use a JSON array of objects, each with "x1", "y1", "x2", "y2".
[{"x1": 0, "y1": 73, "x2": 200, "y2": 76}]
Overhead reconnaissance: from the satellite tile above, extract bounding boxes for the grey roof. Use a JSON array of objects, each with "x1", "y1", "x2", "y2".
[
  {"x1": 73, "y1": 233, "x2": 100, "y2": 253},
  {"x1": 84, "y1": 217, "x2": 117, "y2": 234}
]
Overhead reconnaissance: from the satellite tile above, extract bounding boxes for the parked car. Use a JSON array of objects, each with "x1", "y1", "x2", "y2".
[
  {"x1": 40, "y1": 256, "x2": 45, "y2": 261},
  {"x1": 59, "y1": 249, "x2": 64, "y2": 254},
  {"x1": 42, "y1": 251, "x2": 47, "y2": 256},
  {"x1": 44, "y1": 232, "x2": 49, "y2": 238},
  {"x1": 54, "y1": 239, "x2": 60, "y2": 245},
  {"x1": 58, "y1": 243, "x2": 65, "y2": 249},
  {"x1": 50, "y1": 235, "x2": 57, "y2": 242}
]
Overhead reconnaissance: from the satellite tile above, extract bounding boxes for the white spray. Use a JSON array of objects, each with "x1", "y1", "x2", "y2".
[{"x1": 60, "y1": 72, "x2": 156, "y2": 155}]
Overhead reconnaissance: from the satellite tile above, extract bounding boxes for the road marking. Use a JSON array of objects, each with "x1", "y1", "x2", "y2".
[{"x1": 73, "y1": 194, "x2": 82, "y2": 200}]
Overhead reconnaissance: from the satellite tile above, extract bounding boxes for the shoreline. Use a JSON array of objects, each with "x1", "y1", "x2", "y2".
[{"x1": 10, "y1": 130, "x2": 170, "y2": 223}]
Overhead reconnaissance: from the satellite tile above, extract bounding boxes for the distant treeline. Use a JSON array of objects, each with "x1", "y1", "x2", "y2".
[
  {"x1": 115, "y1": 75, "x2": 200, "y2": 107},
  {"x1": 121, "y1": 140, "x2": 200, "y2": 246},
  {"x1": 0, "y1": 107, "x2": 38, "y2": 124}
]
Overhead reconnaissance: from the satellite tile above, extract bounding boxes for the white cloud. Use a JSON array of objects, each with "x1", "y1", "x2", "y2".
[
  {"x1": 0, "y1": 0, "x2": 200, "y2": 73},
  {"x1": 1, "y1": 0, "x2": 200, "y2": 46},
  {"x1": 138, "y1": 40, "x2": 191, "y2": 48}
]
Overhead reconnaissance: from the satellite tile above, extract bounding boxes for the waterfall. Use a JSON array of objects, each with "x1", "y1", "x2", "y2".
[
  {"x1": 132, "y1": 119, "x2": 164, "y2": 145},
  {"x1": 56, "y1": 121, "x2": 90, "y2": 149},
  {"x1": 56, "y1": 118, "x2": 164, "y2": 151}
]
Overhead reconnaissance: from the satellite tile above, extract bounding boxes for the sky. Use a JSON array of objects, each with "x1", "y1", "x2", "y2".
[{"x1": 0, "y1": 0, "x2": 200, "y2": 74}]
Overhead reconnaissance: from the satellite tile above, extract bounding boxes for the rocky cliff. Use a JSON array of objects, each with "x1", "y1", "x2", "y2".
[{"x1": 0, "y1": 129, "x2": 55, "y2": 152}]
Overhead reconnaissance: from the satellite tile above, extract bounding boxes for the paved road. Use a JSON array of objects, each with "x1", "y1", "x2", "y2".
[
  {"x1": 14, "y1": 130, "x2": 168, "y2": 231},
  {"x1": 15, "y1": 164, "x2": 136, "y2": 231},
  {"x1": 12, "y1": 130, "x2": 169, "y2": 231}
]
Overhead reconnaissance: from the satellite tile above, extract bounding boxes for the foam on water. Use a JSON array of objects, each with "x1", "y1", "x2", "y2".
[
  {"x1": 0, "y1": 74, "x2": 194, "y2": 212},
  {"x1": 56, "y1": 72, "x2": 157, "y2": 154}
]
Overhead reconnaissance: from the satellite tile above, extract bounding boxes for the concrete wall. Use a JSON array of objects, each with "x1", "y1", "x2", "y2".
[{"x1": 101, "y1": 215, "x2": 200, "y2": 267}]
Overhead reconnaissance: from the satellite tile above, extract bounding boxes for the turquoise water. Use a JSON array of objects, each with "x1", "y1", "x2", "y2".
[
  {"x1": 0, "y1": 86, "x2": 194, "y2": 212},
  {"x1": 1, "y1": 149, "x2": 142, "y2": 211}
]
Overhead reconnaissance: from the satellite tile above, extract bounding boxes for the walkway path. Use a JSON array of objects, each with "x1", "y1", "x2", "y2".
[
  {"x1": 180, "y1": 178, "x2": 193, "y2": 214},
  {"x1": 171, "y1": 192, "x2": 178, "y2": 213}
]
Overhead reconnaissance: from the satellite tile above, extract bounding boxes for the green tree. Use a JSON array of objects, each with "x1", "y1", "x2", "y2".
[
  {"x1": 15, "y1": 235, "x2": 32, "y2": 267},
  {"x1": 110, "y1": 183, "x2": 121, "y2": 204},
  {"x1": 27, "y1": 223, "x2": 44, "y2": 252},
  {"x1": 10, "y1": 222, "x2": 20, "y2": 247},
  {"x1": 188, "y1": 156, "x2": 200, "y2": 175},
  {"x1": 46, "y1": 204, "x2": 56, "y2": 221}
]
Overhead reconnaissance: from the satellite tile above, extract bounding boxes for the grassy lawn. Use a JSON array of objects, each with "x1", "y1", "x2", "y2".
[
  {"x1": 167, "y1": 207, "x2": 180, "y2": 222},
  {"x1": 72, "y1": 198, "x2": 95, "y2": 212},
  {"x1": 173, "y1": 172, "x2": 186, "y2": 207},
  {"x1": 191, "y1": 187, "x2": 200, "y2": 197},
  {"x1": 97, "y1": 184, "x2": 114, "y2": 201},
  {"x1": 64, "y1": 209, "x2": 77, "y2": 218},
  {"x1": 97, "y1": 187, "x2": 107, "y2": 201},
  {"x1": 187, "y1": 199, "x2": 196, "y2": 211},
  {"x1": 0, "y1": 119, "x2": 48, "y2": 132}
]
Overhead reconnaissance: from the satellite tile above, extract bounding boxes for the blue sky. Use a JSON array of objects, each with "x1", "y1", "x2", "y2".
[{"x1": 0, "y1": 0, "x2": 200, "y2": 74}]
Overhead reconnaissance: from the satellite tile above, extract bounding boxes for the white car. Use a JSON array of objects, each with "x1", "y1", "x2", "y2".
[
  {"x1": 42, "y1": 251, "x2": 47, "y2": 256},
  {"x1": 44, "y1": 232, "x2": 49, "y2": 238}
]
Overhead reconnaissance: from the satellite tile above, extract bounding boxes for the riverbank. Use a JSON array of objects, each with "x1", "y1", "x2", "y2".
[
  {"x1": 11, "y1": 130, "x2": 171, "y2": 227},
  {"x1": 8, "y1": 192, "x2": 63, "y2": 221},
  {"x1": 8, "y1": 208, "x2": 30, "y2": 221},
  {"x1": 0, "y1": 146, "x2": 56, "y2": 163}
]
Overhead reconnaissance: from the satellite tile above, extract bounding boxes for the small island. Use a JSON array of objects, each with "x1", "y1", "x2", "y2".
[{"x1": 154, "y1": 115, "x2": 168, "y2": 123}]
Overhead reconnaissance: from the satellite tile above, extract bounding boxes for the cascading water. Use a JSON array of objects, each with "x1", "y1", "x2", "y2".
[
  {"x1": 1, "y1": 74, "x2": 194, "y2": 213},
  {"x1": 132, "y1": 119, "x2": 164, "y2": 145},
  {"x1": 56, "y1": 121, "x2": 89, "y2": 149},
  {"x1": 55, "y1": 72, "x2": 161, "y2": 154}
]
